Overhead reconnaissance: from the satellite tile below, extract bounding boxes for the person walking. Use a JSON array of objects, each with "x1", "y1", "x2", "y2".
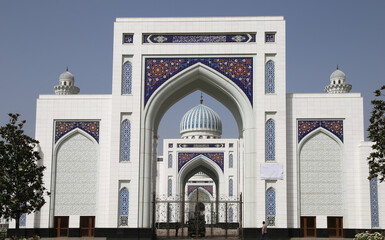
[{"x1": 260, "y1": 221, "x2": 268, "y2": 240}]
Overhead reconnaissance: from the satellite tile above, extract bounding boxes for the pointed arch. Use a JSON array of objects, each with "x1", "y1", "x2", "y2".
[
  {"x1": 265, "y1": 60, "x2": 275, "y2": 93},
  {"x1": 122, "y1": 61, "x2": 132, "y2": 95},
  {"x1": 299, "y1": 130, "x2": 343, "y2": 216},
  {"x1": 229, "y1": 178, "x2": 234, "y2": 197},
  {"x1": 140, "y1": 62, "x2": 255, "y2": 228},
  {"x1": 266, "y1": 118, "x2": 275, "y2": 161},
  {"x1": 168, "y1": 153, "x2": 173, "y2": 168},
  {"x1": 49, "y1": 129, "x2": 98, "y2": 226},
  {"x1": 229, "y1": 153, "x2": 234, "y2": 168}
]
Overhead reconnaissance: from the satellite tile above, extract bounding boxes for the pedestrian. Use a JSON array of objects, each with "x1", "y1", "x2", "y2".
[{"x1": 260, "y1": 221, "x2": 268, "y2": 240}]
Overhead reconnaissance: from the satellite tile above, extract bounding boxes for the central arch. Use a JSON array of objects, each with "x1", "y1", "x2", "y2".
[{"x1": 139, "y1": 62, "x2": 255, "y2": 228}]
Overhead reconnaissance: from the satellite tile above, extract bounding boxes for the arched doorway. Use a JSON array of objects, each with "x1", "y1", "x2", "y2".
[{"x1": 141, "y1": 62, "x2": 255, "y2": 230}]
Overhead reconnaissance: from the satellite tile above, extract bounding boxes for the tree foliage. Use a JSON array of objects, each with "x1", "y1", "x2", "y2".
[
  {"x1": 367, "y1": 85, "x2": 385, "y2": 182},
  {"x1": 0, "y1": 113, "x2": 49, "y2": 229}
]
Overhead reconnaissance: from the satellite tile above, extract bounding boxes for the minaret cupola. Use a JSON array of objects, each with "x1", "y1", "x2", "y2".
[
  {"x1": 54, "y1": 67, "x2": 80, "y2": 95},
  {"x1": 324, "y1": 66, "x2": 352, "y2": 93}
]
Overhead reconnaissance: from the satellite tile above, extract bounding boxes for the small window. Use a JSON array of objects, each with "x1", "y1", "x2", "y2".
[
  {"x1": 229, "y1": 143, "x2": 234, "y2": 148},
  {"x1": 168, "y1": 143, "x2": 173, "y2": 148},
  {"x1": 123, "y1": 34, "x2": 133, "y2": 44},
  {"x1": 265, "y1": 33, "x2": 276, "y2": 43}
]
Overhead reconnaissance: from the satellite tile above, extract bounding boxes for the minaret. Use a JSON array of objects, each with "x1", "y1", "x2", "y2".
[
  {"x1": 324, "y1": 66, "x2": 352, "y2": 93},
  {"x1": 54, "y1": 67, "x2": 80, "y2": 95}
]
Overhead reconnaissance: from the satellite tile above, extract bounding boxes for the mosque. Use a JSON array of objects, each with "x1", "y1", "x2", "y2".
[{"x1": 7, "y1": 16, "x2": 383, "y2": 239}]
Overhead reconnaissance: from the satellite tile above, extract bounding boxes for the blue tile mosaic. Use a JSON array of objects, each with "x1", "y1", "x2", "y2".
[
  {"x1": 19, "y1": 213, "x2": 26, "y2": 227},
  {"x1": 122, "y1": 61, "x2": 132, "y2": 95},
  {"x1": 187, "y1": 185, "x2": 213, "y2": 196},
  {"x1": 119, "y1": 187, "x2": 129, "y2": 226},
  {"x1": 121, "y1": 120, "x2": 131, "y2": 162},
  {"x1": 266, "y1": 119, "x2": 275, "y2": 161},
  {"x1": 229, "y1": 207, "x2": 234, "y2": 222},
  {"x1": 144, "y1": 58, "x2": 253, "y2": 106},
  {"x1": 168, "y1": 154, "x2": 173, "y2": 168},
  {"x1": 143, "y1": 34, "x2": 256, "y2": 44},
  {"x1": 298, "y1": 120, "x2": 343, "y2": 143},
  {"x1": 229, "y1": 179, "x2": 233, "y2": 196},
  {"x1": 266, "y1": 187, "x2": 276, "y2": 216},
  {"x1": 168, "y1": 178, "x2": 172, "y2": 197},
  {"x1": 55, "y1": 121, "x2": 99, "y2": 143},
  {"x1": 370, "y1": 178, "x2": 379, "y2": 227},
  {"x1": 229, "y1": 153, "x2": 233, "y2": 168},
  {"x1": 178, "y1": 152, "x2": 224, "y2": 172},
  {"x1": 265, "y1": 60, "x2": 275, "y2": 94}
]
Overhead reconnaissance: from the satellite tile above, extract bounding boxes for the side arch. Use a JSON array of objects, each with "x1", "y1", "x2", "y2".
[
  {"x1": 49, "y1": 128, "x2": 99, "y2": 228},
  {"x1": 298, "y1": 129, "x2": 343, "y2": 217}
]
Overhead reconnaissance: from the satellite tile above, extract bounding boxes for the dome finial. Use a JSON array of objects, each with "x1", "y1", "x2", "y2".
[
  {"x1": 200, "y1": 92, "x2": 203, "y2": 104},
  {"x1": 66, "y1": 66, "x2": 68, "y2": 72},
  {"x1": 336, "y1": 64, "x2": 339, "y2": 70}
]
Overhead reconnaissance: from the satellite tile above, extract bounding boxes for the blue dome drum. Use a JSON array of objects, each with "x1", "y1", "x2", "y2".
[{"x1": 180, "y1": 104, "x2": 222, "y2": 139}]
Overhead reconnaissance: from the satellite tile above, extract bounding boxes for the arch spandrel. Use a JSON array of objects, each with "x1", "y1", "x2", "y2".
[
  {"x1": 144, "y1": 63, "x2": 253, "y2": 137},
  {"x1": 144, "y1": 57, "x2": 253, "y2": 106}
]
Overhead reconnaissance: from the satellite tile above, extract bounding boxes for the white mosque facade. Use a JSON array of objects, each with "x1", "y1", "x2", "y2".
[{"x1": 8, "y1": 16, "x2": 384, "y2": 239}]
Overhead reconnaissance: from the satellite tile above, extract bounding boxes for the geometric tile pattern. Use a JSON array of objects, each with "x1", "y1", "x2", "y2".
[
  {"x1": 119, "y1": 187, "x2": 129, "y2": 226},
  {"x1": 178, "y1": 152, "x2": 224, "y2": 172},
  {"x1": 266, "y1": 187, "x2": 276, "y2": 226},
  {"x1": 168, "y1": 154, "x2": 173, "y2": 168},
  {"x1": 144, "y1": 58, "x2": 253, "y2": 105},
  {"x1": 120, "y1": 120, "x2": 131, "y2": 162},
  {"x1": 229, "y1": 207, "x2": 234, "y2": 223},
  {"x1": 229, "y1": 153, "x2": 233, "y2": 168},
  {"x1": 187, "y1": 185, "x2": 213, "y2": 196},
  {"x1": 19, "y1": 213, "x2": 26, "y2": 227},
  {"x1": 229, "y1": 179, "x2": 233, "y2": 197},
  {"x1": 55, "y1": 133, "x2": 97, "y2": 216},
  {"x1": 298, "y1": 120, "x2": 343, "y2": 143},
  {"x1": 266, "y1": 119, "x2": 275, "y2": 161},
  {"x1": 55, "y1": 121, "x2": 99, "y2": 143},
  {"x1": 143, "y1": 34, "x2": 256, "y2": 44},
  {"x1": 122, "y1": 61, "x2": 132, "y2": 95},
  {"x1": 123, "y1": 34, "x2": 133, "y2": 44},
  {"x1": 265, "y1": 60, "x2": 275, "y2": 93},
  {"x1": 168, "y1": 178, "x2": 172, "y2": 197},
  {"x1": 300, "y1": 132, "x2": 343, "y2": 216},
  {"x1": 370, "y1": 177, "x2": 379, "y2": 228}
]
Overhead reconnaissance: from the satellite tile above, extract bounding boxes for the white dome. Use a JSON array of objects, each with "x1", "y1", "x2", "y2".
[
  {"x1": 180, "y1": 104, "x2": 222, "y2": 139},
  {"x1": 59, "y1": 71, "x2": 74, "y2": 81},
  {"x1": 330, "y1": 69, "x2": 345, "y2": 80}
]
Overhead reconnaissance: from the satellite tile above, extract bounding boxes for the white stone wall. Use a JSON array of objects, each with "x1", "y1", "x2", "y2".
[{"x1": 287, "y1": 93, "x2": 369, "y2": 229}]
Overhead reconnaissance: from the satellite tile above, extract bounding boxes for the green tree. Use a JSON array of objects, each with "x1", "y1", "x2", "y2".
[
  {"x1": 367, "y1": 85, "x2": 385, "y2": 182},
  {"x1": 0, "y1": 113, "x2": 49, "y2": 232}
]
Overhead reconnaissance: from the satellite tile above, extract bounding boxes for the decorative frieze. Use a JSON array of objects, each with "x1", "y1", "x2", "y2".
[{"x1": 143, "y1": 33, "x2": 255, "y2": 44}]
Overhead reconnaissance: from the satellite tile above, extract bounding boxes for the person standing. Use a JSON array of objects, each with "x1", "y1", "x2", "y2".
[{"x1": 260, "y1": 221, "x2": 268, "y2": 240}]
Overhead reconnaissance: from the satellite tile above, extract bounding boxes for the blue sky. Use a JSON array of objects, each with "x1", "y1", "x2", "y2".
[{"x1": 0, "y1": 0, "x2": 384, "y2": 148}]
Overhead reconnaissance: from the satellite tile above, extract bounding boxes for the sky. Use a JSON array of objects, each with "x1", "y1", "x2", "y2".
[{"x1": 0, "y1": 0, "x2": 384, "y2": 153}]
